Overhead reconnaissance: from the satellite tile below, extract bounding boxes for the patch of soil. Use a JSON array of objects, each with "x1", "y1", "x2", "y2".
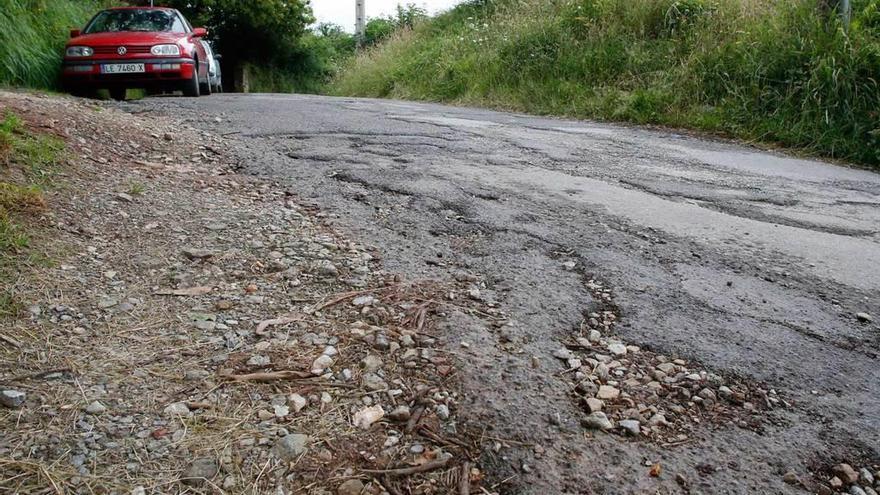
[{"x1": 0, "y1": 92, "x2": 488, "y2": 494}]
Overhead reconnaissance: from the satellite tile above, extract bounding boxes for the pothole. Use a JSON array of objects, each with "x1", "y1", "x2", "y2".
[{"x1": 551, "y1": 268, "x2": 788, "y2": 444}]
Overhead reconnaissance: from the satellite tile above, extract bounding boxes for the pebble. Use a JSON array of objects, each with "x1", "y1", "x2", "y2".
[
  {"x1": 182, "y1": 458, "x2": 218, "y2": 486},
  {"x1": 657, "y1": 362, "x2": 676, "y2": 374},
  {"x1": 648, "y1": 413, "x2": 668, "y2": 427},
  {"x1": 85, "y1": 401, "x2": 107, "y2": 414},
  {"x1": 1, "y1": 390, "x2": 26, "y2": 408},
  {"x1": 596, "y1": 385, "x2": 620, "y2": 400},
  {"x1": 181, "y1": 247, "x2": 216, "y2": 260},
  {"x1": 388, "y1": 405, "x2": 411, "y2": 422},
  {"x1": 353, "y1": 405, "x2": 384, "y2": 429},
  {"x1": 273, "y1": 405, "x2": 290, "y2": 418},
  {"x1": 851, "y1": 487, "x2": 868, "y2": 495},
  {"x1": 834, "y1": 464, "x2": 859, "y2": 484},
  {"x1": 698, "y1": 388, "x2": 717, "y2": 402},
  {"x1": 97, "y1": 297, "x2": 119, "y2": 309},
  {"x1": 352, "y1": 295, "x2": 376, "y2": 306},
  {"x1": 783, "y1": 471, "x2": 799, "y2": 484},
  {"x1": 361, "y1": 354, "x2": 382, "y2": 372},
  {"x1": 581, "y1": 412, "x2": 614, "y2": 430},
  {"x1": 311, "y1": 354, "x2": 334, "y2": 375},
  {"x1": 273, "y1": 433, "x2": 310, "y2": 461},
  {"x1": 337, "y1": 479, "x2": 365, "y2": 495},
  {"x1": 607, "y1": 342, "x2": 627, "y2": 356},
  {"x1": 362, "y1": 373, "x2": 387, "y2": 391},
  {"x1": 436, "y1": 404, "x2": 450, "y2": 420},
  {"x1": 618, "y1": 419, "x2": 641, "y2": 436},
  {"x1": 553, "y1": 348, "x2": 574, "y2": 360},
  {"x1": 584, "y1": 398, "x2": 604, "y2": 413},
  {"x1": 163, "y1": 402, "x2": 192, "y2": 417},
  {"x1": 289, "y1": 393, "x2": 307, "y2": 412},
  {"x1": 855, "y1": 312, "x2": 873, "y2": 323},
  {"x1": 858, "y1": 468, "x2": 874, "y2": 486},
  {"x1": 247, "y1": 355, "x2": 271, "y2": 366}
]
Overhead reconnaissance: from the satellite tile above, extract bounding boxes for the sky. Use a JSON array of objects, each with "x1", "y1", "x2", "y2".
[{"x1": 310, "y1": 0, "x2": 462, "y2": 32}]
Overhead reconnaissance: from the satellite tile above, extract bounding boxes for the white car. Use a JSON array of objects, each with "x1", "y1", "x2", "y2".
[{"x1": 201, "y1": 40, "x2": 222, "y2": 93}]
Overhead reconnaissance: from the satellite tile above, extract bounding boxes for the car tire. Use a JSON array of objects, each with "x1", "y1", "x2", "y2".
[
  {"x1": 183, "y1": 65, "x2": 200, "y2": 97},
  {"x1": 201, "y1": 78, "x2": 212, "y2": 96},
  {"x1": 109, "y1": 88, "x2": 127, "y2": 101}
]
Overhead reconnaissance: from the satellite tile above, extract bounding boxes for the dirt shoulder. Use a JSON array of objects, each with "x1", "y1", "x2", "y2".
[{"x1": 0, "y1": 92, "x2": 485, "y2": 494}]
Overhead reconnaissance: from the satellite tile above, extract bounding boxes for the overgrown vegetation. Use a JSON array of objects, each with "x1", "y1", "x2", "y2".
[
  {"x1": 243, "y1": 3, "x2": 429, "y2": 93},
  {"x1": 332, "y1": 0, "x2": 880, "y2": 166},
  {"x1": 0, "y1": 112, "x2": 63, "y2": 316},
  {"x1": 0, "y1": 0, "x2": 112, "y2": 89}
]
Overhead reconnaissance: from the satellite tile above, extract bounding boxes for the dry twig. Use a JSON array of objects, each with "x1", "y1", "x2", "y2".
[{"x1": 361, "y1": 457, "x2": 452, "y2": 476}]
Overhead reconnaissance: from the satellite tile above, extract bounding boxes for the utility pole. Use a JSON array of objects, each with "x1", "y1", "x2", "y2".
[
  {"x1": 356, "y1": 0, "x2": 366, "y2": 47},
  {"x1": 840, "y1": 0, "x2": 851, "y2": 31}
]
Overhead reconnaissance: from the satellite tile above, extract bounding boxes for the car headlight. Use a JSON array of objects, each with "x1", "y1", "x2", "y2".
[
  {"x1": 151, "y1": 44, "x2": 181, "y2": 56},
  {"x1": 66, "y1": 46, "x2": 94, "y2": 57}
]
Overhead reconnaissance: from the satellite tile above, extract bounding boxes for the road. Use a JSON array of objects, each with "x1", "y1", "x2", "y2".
[{"x1": 130, "y1": 94, "x2": 879, "y2": 494}]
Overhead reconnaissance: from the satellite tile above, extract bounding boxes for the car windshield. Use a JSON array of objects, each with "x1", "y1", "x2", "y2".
[{"x1": 83, "y1": 9, "x2": 186, "y2": 34}]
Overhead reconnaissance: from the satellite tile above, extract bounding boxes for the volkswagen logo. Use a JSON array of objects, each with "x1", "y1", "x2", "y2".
[{"x1": 117, "y1": 46, "x2": 127, "y2": 55}]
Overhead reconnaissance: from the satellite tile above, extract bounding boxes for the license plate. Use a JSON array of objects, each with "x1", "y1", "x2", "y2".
[{"x1": 101, "y1": 63, "x2": 145, "y2": 74}]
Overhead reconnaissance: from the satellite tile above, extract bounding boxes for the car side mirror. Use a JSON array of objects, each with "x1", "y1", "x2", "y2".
[
  {"x1": 70, "y1": 29, "x2": 81, "y2": 38},
  {"x1": 192, "y1": 27, "x2": 207, "y2": 38},
  {"x1": 214, "y1": 54, "x2": 222, "y2": 60}
]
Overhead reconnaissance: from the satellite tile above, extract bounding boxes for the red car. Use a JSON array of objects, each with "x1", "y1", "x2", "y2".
[{"x1": 62, "y1": 7, "x2": 211, "y2": 100}]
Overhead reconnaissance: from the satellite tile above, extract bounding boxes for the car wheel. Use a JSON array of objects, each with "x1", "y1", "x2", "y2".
[
  {"x1": 109, "y1": 88, "x2": 127, "y2": 101},
  {"x1": 201, "y1": 78, "x2": 212, "y2": 95},
  {"x1": 183, "y1": 65, "x2": 200, "y2": 97}
]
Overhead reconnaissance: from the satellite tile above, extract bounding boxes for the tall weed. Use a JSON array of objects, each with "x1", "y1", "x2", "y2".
[{"x1": 0, "y1": 0, "x2": 109, "y2": 89}]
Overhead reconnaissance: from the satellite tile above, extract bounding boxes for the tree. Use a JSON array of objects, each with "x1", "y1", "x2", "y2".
[{"x1": 158, "y1": 0, "x2": 314, "y2": 70}]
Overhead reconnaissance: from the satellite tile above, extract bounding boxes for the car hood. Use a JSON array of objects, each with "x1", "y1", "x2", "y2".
[{"x1": 70, "y1": 31, "x2": 186, "y2": 46}]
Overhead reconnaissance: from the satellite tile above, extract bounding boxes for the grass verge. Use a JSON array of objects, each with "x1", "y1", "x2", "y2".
[
  {"x1": 0, "y1": 0, "x2": 116, "y2": 90},
  {"x1": 331, "y1": 0, "x2": 880, "y2": 167},
  {"x1": 0, "y1": 111, "x2": 63, "y2": 316}
]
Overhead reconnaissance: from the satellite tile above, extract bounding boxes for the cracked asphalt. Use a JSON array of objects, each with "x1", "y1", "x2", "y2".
[{"x1": 128, "y1": 93, "x2": 879, "y2": 494}]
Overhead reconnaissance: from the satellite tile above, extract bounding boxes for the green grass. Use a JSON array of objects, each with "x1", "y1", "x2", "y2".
[
  {"x1": 0, "y1": 0, "x2": 113, "y2": 89},
  {"x1": 0, "y1": 112, "x2": 63, "y2": 316},
  {"x1": 332, "y1": 0, "x2": 880, "y2": 166},
  {"x1": 127, "y1": 180, "x2": 145, "y2": 196}
]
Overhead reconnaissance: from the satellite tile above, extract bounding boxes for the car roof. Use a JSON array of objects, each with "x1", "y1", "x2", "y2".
[{"x1": 103, "y1": 6, "x2": 177, "y2": 11}]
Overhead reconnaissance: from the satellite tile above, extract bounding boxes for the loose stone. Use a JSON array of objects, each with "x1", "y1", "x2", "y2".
[
  {"x1": 597, "y1": 385, "x2": 620, "y2": 400},
  {"x1": 618, "y1": 419, "x2": 641, "y2": 436},
  {"x1": 85, "y1": 401, "x2": 107, "y2": 414},
  {"x1": 182, "y1": 458, "x2": 218, "y2": 486},
  {"x1": 338, "y1": 479, "x2": 365, "y2": 495},
  {"x1": 274, "y1": 434, "x2": 310, "y2": 461},
  {"x1": 582, "y1": 412, "x2": 614, "y2": 430},
  {"x1": 1, "y1": 390, "x2": 26, "y2": 408}
]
